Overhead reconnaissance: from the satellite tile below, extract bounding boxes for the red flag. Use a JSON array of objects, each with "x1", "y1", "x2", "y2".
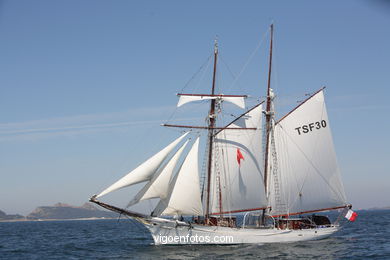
[
  {"x1": 344, "y1": 209, "x2": 357, "y2": 222},
  {"x1": 236, "y1": 148, "x2": 244, "y2": 165}
]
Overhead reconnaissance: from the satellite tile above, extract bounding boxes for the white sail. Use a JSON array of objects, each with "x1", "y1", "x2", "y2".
[
  {"x1": 153, "y1": 137, "x2": 203, "y2": 216},
  {"x1": 96, "y1": 132, "x2": 188, "y2": 198},
  {"x1": 222, "y1": 96, "x2": 246, "y2": 109},
  {"x1": 210, "y1": 104, "x2": 267, "y2": 214},
  {"x1": 270, "y1": 90, "x2": 347, "y2": 215},
  {"x1": 127, "y1": 140, "x2": 189, "y2": 207},
  {"x1": 177, "y1": 95, "x2": 246, "y2": 109}
]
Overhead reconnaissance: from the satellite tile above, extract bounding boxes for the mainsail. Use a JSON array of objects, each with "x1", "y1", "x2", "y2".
[
  {"x1": 210, "y1": 104, "x2": 268, "y2": 215},
  {"x1": 96, "y1": 132, "x2": 188, "y2": 198},
  {"x1": 270, "y1": 89, "x2": 347, "y2": 215},
  {"x1": 153, "y1": 137, "x2": 203, "y2": 216}
]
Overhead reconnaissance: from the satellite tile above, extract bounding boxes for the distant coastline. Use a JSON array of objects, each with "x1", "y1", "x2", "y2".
[
  {"x1": 0, "y1": 217, "x2": 116, "y2": 223},
  {"x1": 2, "y1": 204, "x2": 389, "y2": 223},
  {"x1": 361, "y1": 206, "x2": 390, "y2": 211},
  {"x1": 0, "y1": 217, "x2": 117, "y2": 223},
  {"x1": 1, "y1": 202, "x2": 117, "y2": 222}
]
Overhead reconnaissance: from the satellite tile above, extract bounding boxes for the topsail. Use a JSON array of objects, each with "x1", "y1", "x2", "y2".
[{"x1": 177, "y1": 94, "x2": 246, "y2": 109}]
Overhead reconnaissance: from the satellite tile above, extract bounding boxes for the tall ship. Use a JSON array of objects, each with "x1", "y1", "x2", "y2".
[{"x1": 90, "y1": 25, "x2": 355, "y2": 244}]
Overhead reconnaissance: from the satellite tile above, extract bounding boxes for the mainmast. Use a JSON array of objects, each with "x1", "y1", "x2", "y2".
[
  {"x1": 263, "y1": 24, "x2": 274, "y2": 199},
  {"x1": 205, "y1": 38, "x2": 219, "y2": 221}
]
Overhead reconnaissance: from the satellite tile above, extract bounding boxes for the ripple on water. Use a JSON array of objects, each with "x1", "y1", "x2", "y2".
[{"x1": 0, "y1": 210, "x2": 390, "y2": 259}]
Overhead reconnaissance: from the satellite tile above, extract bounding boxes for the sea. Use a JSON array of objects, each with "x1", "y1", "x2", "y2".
[{"x1": 0, "y1": 209, "x2": 389, "y2": 259}]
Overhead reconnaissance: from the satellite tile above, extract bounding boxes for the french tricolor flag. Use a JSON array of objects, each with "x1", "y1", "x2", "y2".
[{"x1": 345, "y1": 209, "x2": 358, "y2": 222}]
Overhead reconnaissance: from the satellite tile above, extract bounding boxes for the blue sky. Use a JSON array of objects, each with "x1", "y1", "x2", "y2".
[{"x1": 0, "y1": 0, "x2": 389, "y2": 215}]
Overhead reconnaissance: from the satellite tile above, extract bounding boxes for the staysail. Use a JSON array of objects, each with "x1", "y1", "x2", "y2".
[
  {"x1": 270, "y1": 89, "x2": 347, "y2": 215},
  {"x1": 152, "y1": 137, "x2": 203, "y2": 216},
  {"x1": 96, "y1": 132, "x2": 188, "y2": 198},
  {"x1": 127, "y1": 140, "x2": 189, "y2": 207},
  {"x1": 210, "y1": 104, "x2": 268, "y2": 215}
]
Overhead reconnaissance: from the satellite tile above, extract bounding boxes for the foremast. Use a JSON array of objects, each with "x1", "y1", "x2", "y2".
[{"x1": 163, "y1": 39, "x2": 251, "y2": 222}]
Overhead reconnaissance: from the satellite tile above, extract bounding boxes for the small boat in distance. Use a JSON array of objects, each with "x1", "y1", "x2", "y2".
[{"x1": 90, "y1": 24, "x2": 355, "y2": 244}]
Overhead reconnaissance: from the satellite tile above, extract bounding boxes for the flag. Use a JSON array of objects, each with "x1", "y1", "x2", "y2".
[
  {"x1": 236, "y1": 148, "x2": 244, "y2": 165},
  {"x1": 344, "y1": 209, "x2": 357, "y2": 222}
]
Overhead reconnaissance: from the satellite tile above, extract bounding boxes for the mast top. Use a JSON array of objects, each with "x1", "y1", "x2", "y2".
[{"x1": 214, "y1": 36, "x2": 218, "y2": 54}]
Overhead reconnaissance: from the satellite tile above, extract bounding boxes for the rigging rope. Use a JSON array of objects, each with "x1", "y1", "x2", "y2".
[
  {"x1": 164, "y1": 54, "x2": 213, "y2": 125},
  {"x1": 224, "y1": 28, "x2": 270, "y2": 93},
  {"x1": 179, "y1": 54, "x2": 213, "y2": 93}
]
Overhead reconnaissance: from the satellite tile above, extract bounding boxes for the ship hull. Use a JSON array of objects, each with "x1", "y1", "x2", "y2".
[{"x1": 142, "y1": 217, "x2": 339, "y2": 245}]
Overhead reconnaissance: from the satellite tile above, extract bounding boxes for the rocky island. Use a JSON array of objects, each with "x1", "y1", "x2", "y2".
[
  {"x1": 27, "y1": 202, "x2": 117, "y2": 220},
  {"x1": 1, "y1": 202, "x2": 117, "y2": 221},
  {"x1": 0, "y1": 209, "x2": 24, "y2": 221}
]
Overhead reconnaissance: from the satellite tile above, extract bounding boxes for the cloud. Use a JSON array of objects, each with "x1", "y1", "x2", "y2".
[
  {"x1": 0, "y1": 105, "x2": 173, "y2": 130},
  {"x1": 0, "y1": 120, "x2": 161, "y2": 135},
  {"x1": 0, "y1": 105, "x2": 202, "y2": 142},
  {"x1": 329, "y1": 104, "x2": 390, "y2": 112}
]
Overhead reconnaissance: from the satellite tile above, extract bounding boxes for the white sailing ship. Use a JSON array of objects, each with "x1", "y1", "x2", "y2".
[{"x1": 90, "y1": 25, "x2": 354, "y2": 245}]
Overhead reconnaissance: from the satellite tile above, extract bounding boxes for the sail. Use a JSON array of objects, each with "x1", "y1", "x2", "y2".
[
  {"x1": 96, "y1": 132, "x2": 188, "y2": 198},
  {"x1": 210, "y1": 104, "x2": 268, "y2": 215},
  {"x1": 153, "y1": 137, "x2": 203, "y2": 216},
  {"x1": 177, "y1": 95, "x2": 246, "y2": 109},
  {"x1": 270, "y1": 90, "x2": 347, "y2": 215},
  {"x1": 127, "y1": 140, "x2": 189, "y2": 207}
]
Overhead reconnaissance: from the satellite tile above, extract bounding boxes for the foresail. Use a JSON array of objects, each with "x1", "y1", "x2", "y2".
[
  {"x1": 271, "y1": 90, "x2": 347, "y2": 215},
  {"x1": 127, "y1": 140, "x2": 189, "y2": 207},
  {"x1": 153, "y1": 138, "x2": 203, "y2": 216},
  {"x1": 210, "y1": 104, "x2": 268, "y2": 215},
  {"x1": 96, "y1": 132, "x2": 188, "y2": 198}
]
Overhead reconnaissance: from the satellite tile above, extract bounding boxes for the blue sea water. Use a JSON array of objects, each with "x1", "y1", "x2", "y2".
[{"x1": 0, "y1": 210, "x2": 389, "y2": 259}]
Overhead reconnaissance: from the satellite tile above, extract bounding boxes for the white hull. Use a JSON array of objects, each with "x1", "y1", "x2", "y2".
[{"x1": 142, "y1": 217, "x2": 339, "y2": 245}]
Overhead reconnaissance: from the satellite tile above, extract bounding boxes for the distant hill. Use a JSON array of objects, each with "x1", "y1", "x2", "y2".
[
  {"x1": 0, "y1": 209, "x2": 25, "y2": 220},
  {"x1": 26, "y1": 202, "x2": 117, "y2": 220}
]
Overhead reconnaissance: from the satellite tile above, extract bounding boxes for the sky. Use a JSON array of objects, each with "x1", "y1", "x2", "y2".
[{"x1": 0, "y1": 0, "x2": 389, "y2": 215}]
